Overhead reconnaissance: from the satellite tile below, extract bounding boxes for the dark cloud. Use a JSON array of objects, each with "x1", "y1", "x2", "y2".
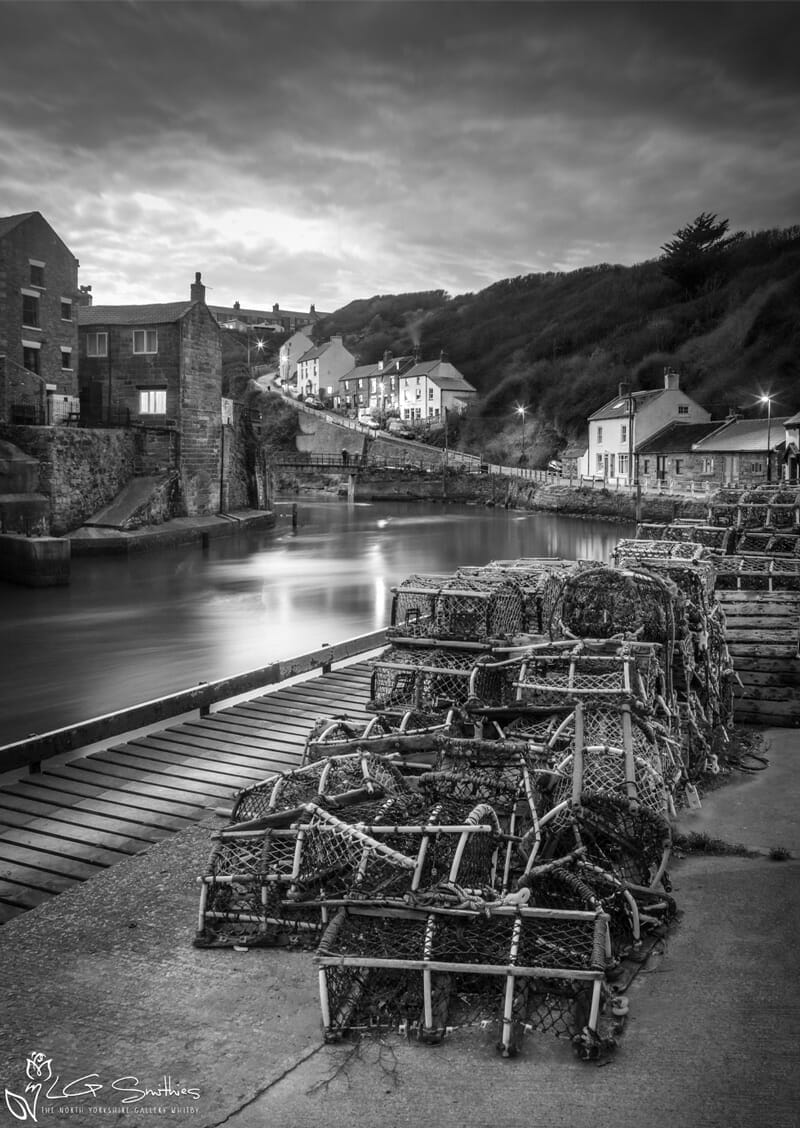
[{"x1": 1, "y1": 1, "x2": 798, "y2": 307}]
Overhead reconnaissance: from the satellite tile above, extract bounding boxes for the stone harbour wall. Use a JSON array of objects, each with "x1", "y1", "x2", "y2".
[{"x1": 0, "y1": 423, "x2": 136, "y2": 534}]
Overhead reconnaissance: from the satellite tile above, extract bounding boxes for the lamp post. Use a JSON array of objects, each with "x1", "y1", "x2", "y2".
[
  {"x1": 516, "y1": 405, "x2": 527, "y2": 464},
  {"x1": 760, "y1": 393, "x2": 773, "y2": 483}
]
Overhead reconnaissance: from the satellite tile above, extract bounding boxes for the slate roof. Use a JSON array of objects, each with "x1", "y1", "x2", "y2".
[
  {"x1": 402, "y1": 359, "x2": 476, "y2": 393},
  {"x1": 692, "y1": 417, "x2": 791, "y2": 453},
  {"x1": 78, "y1": 302, "x2": 197, "y2": 326},
  {"x1": 0, "y1": 211, "x2": 35, "y2": 239},
  {"x1": 636, "y1": 422, "x2": 721, "y2": 454},
  {"x1": 589, "y1": 389, "x2": 662, "y2": 421},
  {"x1": 339, "y1": 364, "x2": 376, "y2": 384}
]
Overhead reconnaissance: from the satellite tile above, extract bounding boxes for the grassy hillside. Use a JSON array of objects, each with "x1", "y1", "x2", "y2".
[{"x1": 314, "y1": 224, "x2": 800, "y2": 465}]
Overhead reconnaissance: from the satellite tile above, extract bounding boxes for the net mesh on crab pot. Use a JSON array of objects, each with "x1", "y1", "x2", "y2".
[
  {"x1": 194, "y1": 827, "x2": 332, "y2": 948},
  {"x1": 316, "y1": 903, "x2": 608, "y2": 1048},
  {"x1": 541, "y1": 792, "x2": 673, "y2": 890},
  {"x1": 511, "y1": 643, "x2": 664, "y2": 707},
  {"x1": 230, "y1": 752, "x2": 408, "y2": 825},
  {"x1": 369, "y1": 647, "x2": 491, "y2": 715},
  {"x1": 552, "y1": 565, "x2": 679, "y2": 646}
]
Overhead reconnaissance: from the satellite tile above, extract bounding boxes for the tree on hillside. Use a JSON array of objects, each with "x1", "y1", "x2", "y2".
[{"x1": 660, "y1": 212, "x2": 744, "y2": 296}]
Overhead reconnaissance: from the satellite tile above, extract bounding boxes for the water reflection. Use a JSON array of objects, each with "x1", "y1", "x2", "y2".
[{"x1": 0, "y1": 500, "x2": 633, "y2": 744}]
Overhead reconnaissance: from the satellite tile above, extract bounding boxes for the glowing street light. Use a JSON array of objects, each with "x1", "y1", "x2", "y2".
[
  {"x1": 516, "y1": 404, "x2": 528, "y2": 464},
  {"x1": 760, "y1": 393, "x2": 773, "y2": 483}
]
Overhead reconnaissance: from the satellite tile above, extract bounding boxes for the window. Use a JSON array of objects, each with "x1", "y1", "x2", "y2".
[
  {"x1": 139, "y1": 388, "x2": 167, "y2": 414},
  {"x1": 678, "y1": 404, "x2": 689, "y2": 415},
  {"x1": 643, "y1": 459, "x2": 650, "y2": 475},
  {"x1": 23, "y1": 344, "x2": 41, "y2": 375},
  {"x1": 618, "y1": 454, "x2": 628, "y2": 475},
  {"x1": 415, "y1": 386, "x2": 421, "y2": 399},
  {"x1": 702, "y1": 457, "x2": 715, "y2": 474},
  {"x1": 674, "y1": 459, "x2": 683, "y2": 475},
  {"x1": 749, "y1": 460, "x2": 763, "y2": 474},
  {"x1": 29, "y1": 261, "x2": 45, "y2": 287},
  {"x1": 22, "y1": 291, "x2": 40, "y2": 328},
  {"x1": 596, "y1": 453, "x2": 603, "y2": 470},
  {"x1": 133, "y1": 329, "x2": 158, "y2": 354},
  {"x1": 86, "y1": 332, "x2": 108, "y2": 357},
  {"x1": 597, "y1": 426, "x2": 603, "y2": 443},
  {"x1": 61, "y1": 348, "x2": 73, "y2": 370},
  {"x1": 61, "y1": 299, "x2": 73, "y2": 321},
  {"x1": 620, "y1": 424, "x2": 627, "y2": 443},
  {"x1": 428, "y1": 386, "x2": 434, "y2": 399}
]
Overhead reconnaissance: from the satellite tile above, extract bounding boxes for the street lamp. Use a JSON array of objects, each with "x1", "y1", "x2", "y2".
[
  {"x1": 760, "y1": 393, "x2": 773, "y2": 483},
  {"x1": 516, "y1": 404, "x2": 527, "y2": 464}
]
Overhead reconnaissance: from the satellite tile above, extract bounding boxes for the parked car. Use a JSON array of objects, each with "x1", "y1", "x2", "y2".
[
  {"x1": 358, "y1": 412, "x2": 379, "y2": 429},
  {"x1": 305, "y1": 396, "x2": 324, "y2": 409},
  {"x1": 387, "y1": 420, "x2": 414, "y2": 438}
]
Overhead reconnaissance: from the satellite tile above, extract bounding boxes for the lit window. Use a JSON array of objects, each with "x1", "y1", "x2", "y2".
[
  {"x1": 61, "y1": 299, "x2": 73, "y2": 321},
  {"x1": 61, "y1": 349, "x2": 73, "y2": 370},
  {"x1": 703, "y1": 457, "x2": 715, "y2": 474},
  {"x1": 22, "y1": 292, "x2": 40, "y2": 327},
  {"x1": 133, "y1": 329, "x2": 158, "y2": 354},
  {"x1": 139, "y1": 388, "x2": 166, "y2": 414},
  {"x1": 678, "y1": 404, "x2": 689, "y2": 415},
  {"x1": 29, "y1": 261, "x2": 45, "y2": 287},
  {"x1": 86, "y1": 332, "x2": 108, "y2": 357}
]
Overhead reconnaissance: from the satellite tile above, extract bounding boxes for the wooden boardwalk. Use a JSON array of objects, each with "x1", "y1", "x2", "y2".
[{"x1": 0, "y1": 662, "x2": 373, "y2": 924}]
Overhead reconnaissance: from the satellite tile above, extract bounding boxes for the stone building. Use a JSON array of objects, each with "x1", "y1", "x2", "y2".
[
  {"x1": 77, "y1": 273, "x2": 224, "y2": 515},
  {"x1": 296, "y1": 336, "x2": 356, "y2": 401},
  {"x1": 0, "y1": 211, "x2": 81, "y2": 424}
]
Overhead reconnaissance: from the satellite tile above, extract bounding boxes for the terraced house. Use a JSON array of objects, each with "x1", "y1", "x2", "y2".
[
  {"x1": 77, "y1": 273, "x2": 225, "y2": 515},
  {"x1": 0, "y1": 211, "x2": 81, "y2": 425}
]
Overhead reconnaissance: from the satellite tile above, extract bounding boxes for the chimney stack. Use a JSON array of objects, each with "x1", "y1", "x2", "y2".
[
  {"x1": 273, "y1": 302, "x2": 280, "y2": 313},
  {"x1": 664, "y1": 366, "x2": 680, "y2": 391},
  {"x1": 190, "y1": 272, "x2": 205, "y2": 303},
  {"x1": 618, "y1": 381, "x2": 629, "y2": 397},
  {"x1": 78, "y1": 284, "x2": 93, "y2": 307}
]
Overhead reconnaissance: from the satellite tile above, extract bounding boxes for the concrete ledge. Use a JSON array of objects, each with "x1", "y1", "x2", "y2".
[
  {"x1": 0, "y1": 531, "x2": 70, "y2": 586},
  {"x1": 67, "y1": 508, "x2": 276, "y2": 555}
]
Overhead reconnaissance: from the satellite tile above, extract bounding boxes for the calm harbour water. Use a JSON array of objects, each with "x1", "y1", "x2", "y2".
[{"x1": 0, "y1": 500, "x2": 633, "y2": 745}]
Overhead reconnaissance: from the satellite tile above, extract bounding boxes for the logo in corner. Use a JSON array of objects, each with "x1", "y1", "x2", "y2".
[{"x1": 4, "y1": 1052, "x2": 52, "y2": 1123}]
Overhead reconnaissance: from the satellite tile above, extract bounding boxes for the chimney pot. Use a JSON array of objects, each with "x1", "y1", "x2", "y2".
[{"x1": 190, "y1": 272, "x2": 206, "y2": 303}]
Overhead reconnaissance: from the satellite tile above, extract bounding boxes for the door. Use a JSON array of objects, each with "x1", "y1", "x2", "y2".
[
  {"x1": 656, "y1": 456, "x2": 666, "y2": 482},
  {"x1": 723, "y1": 455, "x2": 739, "y2": 485}
]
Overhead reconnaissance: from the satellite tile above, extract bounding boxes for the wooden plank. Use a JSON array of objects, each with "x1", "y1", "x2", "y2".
[
  {"x1": 735, "y1": 670, "x2": 800, "y2": 688},
  {"x1": 0, "y1": 879, "x2": 56, "y2": 910},
  {"x1": 0, "y1": 902, "x2": 24, "y2": 924},
  {"x1": 724, "y1": 629, "x2": 798, "y2": 642},
  {"x1": 65, "y1": 759, "x2": 235, "y2": 802},
  {"x1": 173, "y1": 719, "x2": 307, "y2": 750},
  {"x1": 0, "y1": 844, "x2": 103, "y2": 882},
  {"x1": 40, "y1": 765, "x2": 216, "y2": 810},
  {"x1": 102, "y1": 743, "x2": 268, "y2": 785},
  {"x1": 124, "y1": 733, "x2": 289, "y2": 771},
  {"x1": 0, "y1": 809, "x2": 147, "y2": 854},
  {"x1": 717, "y1": 591, "x2": 800, "y2": 605},
  {"x1": 2, "y1": 778, "x2": 201, "y2": 824},
  {"x1": 728, "y1": 656, "x2": 800, "y2": 673},
  {"x1": 0, "y1": 828, "x2": 123, "y2": 868},
  {"x1": 734, "y1": 684, "x2": 800, "y2": 702},
  {"x1": 728, "y1": 643, "x2": 799, "y2": 658},
  {"x1": 0, "y1": 795, "x2": 168, "y2": 843},
  {"x1": 140, "y1": 727, "x2": 304, "y2": 764}
]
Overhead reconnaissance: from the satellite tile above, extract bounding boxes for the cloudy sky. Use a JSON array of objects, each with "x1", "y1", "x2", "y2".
[{"x1": 1, "y1": 0, "x2": 798, "y2": 312}]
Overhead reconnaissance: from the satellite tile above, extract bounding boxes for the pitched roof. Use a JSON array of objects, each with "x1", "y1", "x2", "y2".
[
  {"x1": 636, "y1": 422, "x2": 721, "y2": 454},
  {"x1": 402, "y1": 359, "x2": 476, "y2": 393},
  {"x1": 692, "y1": 417, "x2": 790, "y2": 453},
  {"x1": 339, "y1": 364, "x2": 376, "y2": 383},
  {"x1": 589, "y1": 389, "x2": 663, "y2": 421},
  {"x1": 785, "y1": 411, "x2": 800, "y2": 426},
  {"x1": 78, "y1": 301, "x2": 197, "y2": 326},
  {"x1": 0, "y1": 211, "x2": 35, "y2": 239},
  {"x1": 563, "y1": 437, "x2": 589, "y2": 458}
]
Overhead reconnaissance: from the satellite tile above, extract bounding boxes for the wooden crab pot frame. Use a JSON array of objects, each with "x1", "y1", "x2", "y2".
[
  {"x1": 197, "y1": 801, "x2": 507, "y2": 945},
  {"x1": 315, "y1": 902, "x2": 610, "y2": 1057},
  {"x1": 369, "y1": 646, "x2": 502, "y2": 716},
  {"x1": 302, "y1": 711, "x2": 459, "y2": 772},
  {"x1": 389, "y1": 574, "x2": 527, "y2": 646},
  {"x1": 229, "y1": 751, "x2": 408, "y2": 826}
]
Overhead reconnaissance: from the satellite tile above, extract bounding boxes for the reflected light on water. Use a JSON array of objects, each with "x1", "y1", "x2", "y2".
[{"x1": 0, "y1": 500, "x2": 633, "y2": 745}]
